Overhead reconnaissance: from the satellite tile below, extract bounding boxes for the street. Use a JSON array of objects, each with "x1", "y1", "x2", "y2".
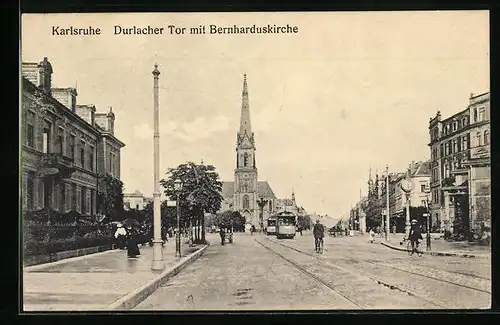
[{"x1": 134, "y1": 232, "x2": 490, "y2": 310}]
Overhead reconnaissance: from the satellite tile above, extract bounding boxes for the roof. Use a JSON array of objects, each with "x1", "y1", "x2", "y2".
[
  {"x1": 220, "y1": 180, "x2": 277, "y2": 199},
  {"x1": 412, "y1": 161, "x2": 431, "y2": 177},
  {"x1": 258, "y1": 181, "x2": 276, "y2": 199},
  {"x1": 221, "y1": 182, "x2": 234, "y2": 199}
]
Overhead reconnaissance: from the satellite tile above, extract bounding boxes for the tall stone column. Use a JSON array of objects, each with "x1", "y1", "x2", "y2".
[{"x1": 151, "y1": 63, "x2": 164, "y2": 270}]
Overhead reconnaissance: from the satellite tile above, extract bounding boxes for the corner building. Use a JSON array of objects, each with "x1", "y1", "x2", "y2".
[
  {"x1": 21, "y1": 57, "x2": 125, "y2": 216},
  {"x1": 428, "y1": 92, "x2": 490, "y2": 235}
]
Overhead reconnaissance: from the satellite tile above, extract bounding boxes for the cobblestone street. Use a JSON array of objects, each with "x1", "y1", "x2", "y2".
[{"x1": 134, "y1": 232, "x2": 490, "y2": 310}]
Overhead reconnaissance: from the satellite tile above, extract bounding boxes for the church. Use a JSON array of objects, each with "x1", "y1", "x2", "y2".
[{"x1": 219, "y1": 74, "x2": 284, "y2": 229}]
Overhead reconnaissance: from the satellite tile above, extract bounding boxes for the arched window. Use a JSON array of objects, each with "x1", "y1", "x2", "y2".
[
  {"x1": 243, "y1": 152, "x2": 248, "y2": 167},
  {"x1": 476, "y1": 132, "x2": 482, "y2": 146},
  {"x1": 484, "y1": 130, "x2": 489, "y2": 145},
  {"x1": 243, "y1": 195, "x2": 249, "y2": 209}
]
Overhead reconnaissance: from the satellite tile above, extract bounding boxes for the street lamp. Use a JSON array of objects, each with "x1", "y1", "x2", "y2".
[
  {"x1": 174, "y1": 178, "x2": 183, "y2": 257},
  {"x1": 424, "y1": 188, "x2": 432, "y2": 251},
  {"x1": 257, "y1": 198, "x2": 268, "y2": 231}
]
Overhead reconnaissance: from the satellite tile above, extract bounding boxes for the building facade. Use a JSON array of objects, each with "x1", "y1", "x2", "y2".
[
  {"x1": 123, "y1": 190, "x2": 153, "y2": 210},
  {"x1": 21, "y1": 57, "x2": 125, "y2": 216},
  {"x1": 428, "y1": 92, "x2": 490, "y2": 235}
]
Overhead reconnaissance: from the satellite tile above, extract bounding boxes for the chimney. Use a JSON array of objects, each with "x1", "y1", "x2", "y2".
[
  {"x1": 95, "y1": 107, "x2": 115, "y2": 135},
  {"x1": 75, "y1": 104, "x2": 96, "y2": 125},
  {"x1": 21, "y1": 57, "x2": 53, "y2": 95},
  {"x1": 52, "y1": 88, "x2": 77, "y2": 112}
]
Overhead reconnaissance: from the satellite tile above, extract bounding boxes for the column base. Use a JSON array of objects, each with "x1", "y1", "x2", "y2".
[{"x1": 151, "y1": 240, "x2": 164, "y2": 271}]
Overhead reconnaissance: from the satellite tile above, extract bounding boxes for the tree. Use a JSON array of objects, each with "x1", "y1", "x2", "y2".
[
  {"x1": 160, "y1": 161, "x2": 223, "y2": 243},
  {"x1": 97, "y1": 173, "x2": 124, "y2": 221}
]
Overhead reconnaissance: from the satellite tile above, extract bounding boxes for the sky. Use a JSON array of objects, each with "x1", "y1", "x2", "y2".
[{"x1": 21, "y1": 11, "x2": 489, "y2": 218}]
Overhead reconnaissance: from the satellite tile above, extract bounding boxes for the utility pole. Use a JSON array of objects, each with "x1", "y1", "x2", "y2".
[{"x1": 385, "y1": 164, "x2": 390, "y2": 242}]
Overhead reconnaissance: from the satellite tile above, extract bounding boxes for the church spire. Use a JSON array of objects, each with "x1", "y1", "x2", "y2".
[{"x1": 239, "y1": 74, "x2": 252, "y2": 137}]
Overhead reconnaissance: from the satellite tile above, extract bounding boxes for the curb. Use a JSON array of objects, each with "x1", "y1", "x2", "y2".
[
  {"x1": 380, "y1": 242, "x2": 489, "y2": 259},
  {"x1": 106, "y1": 242, "x2": 210, "y2": 310},
  {"x1": 24, "y1": 248, "x2": 119, "y2": 272}
]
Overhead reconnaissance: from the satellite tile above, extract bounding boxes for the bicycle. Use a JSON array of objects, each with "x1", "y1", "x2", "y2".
[
  {"x1": 407, "y1": 239, "x2": 423, "y2": 257},
  {"x1": 315, "y1": 237, "x2": 324, "y2": 254}
]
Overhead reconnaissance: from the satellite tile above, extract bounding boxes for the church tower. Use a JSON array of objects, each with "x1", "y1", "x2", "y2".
[{"x1": 234, "y1": 74, "x2": 258, "y2": 226}]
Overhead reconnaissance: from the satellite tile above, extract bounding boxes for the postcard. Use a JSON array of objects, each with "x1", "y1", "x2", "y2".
[{"x1": 20, "y1": 11, "x2": 490, "y2": 311}]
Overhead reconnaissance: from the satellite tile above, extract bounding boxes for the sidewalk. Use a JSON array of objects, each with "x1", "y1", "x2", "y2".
[
  {"x1": 369, "y1": 233, "x2": 491, "y2": 259},
  {"x1": 23, "y1": 238, "x2": 208, "y2": 311}
]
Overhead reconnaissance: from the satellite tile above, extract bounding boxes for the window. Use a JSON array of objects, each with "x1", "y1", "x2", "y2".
[
  {"x1": 69, "y1": 135, "x2": 76, "y2": 159},
  {"x1": 462, "y1": 136, "x2": 468, "y2": 150},
  {"x1": 243, "y1": 195, "x2": 249, "y2": 209},
  {"x1": 440, "y1": 144, "x2": 444, "y2": 157},
  {"x1": 26, "y1": 124, "x2": 34, "y2": 147},
  {"x1": 476, "y1": 132, "x2": 481, "y2": 147},
  {"x1": 243, "y1": 152, "x2": 248, "y2": 167},
  {"x1": 60, "y1": 184, "x2": 65, "y2": 212},
  {"x1": 479, "y1": 107, "x2": 485, "y2": 121},
  {"x1": 26, "y1": 112, "x2": 35, "y2": 148},
  {"x1": 90, "y1": 189, "x2": 94, "y2": 215},
  {"x1": 89, "y1": 146, "x2": 94, "y2": 171},
  {"x1": 136, "y1": 204, "x2": 139, "y2": 210},
  {"x1": 80, "y1": 141, "x2": 85, "y2": 167},
  {"x1": 81, "y1": 186, "x2": 86, "y2": 214},
  {"x1": 26, "y1": 171, "x2": 35, "y2": 210},
  {"x1": 453, "y1": 121, "x2": 457, "y2": 131},
  {"x1": 269, "y1": 201, "x2": 272, "y2": 211},
  {"x1": 42, "y1": 127, "x2": 51, "y2": 153},
  {"x1": 421, "y1": 184, "x2": 426, "y2": 192},
  {"x1": 484, "y1": 130, "x2": 489, "y2": 145},
  {"x1": 463, "y1": 117, "x2": 468, "y2": 127},
  {"x1": 457, "y1": 120, "x2": 462, "y2": 129},
  {"x1": 71, "y1": 183, "x2": 77, "y2": 211},
  {"x1": 473, "y1": 108, "x2": 478, "y2": 122},
  {"x1": 58, "y1": 134, "x2": 64, "y2": 155},
  {"x1": 453, "y1": 139, "x2": 458, "y2": 153}
]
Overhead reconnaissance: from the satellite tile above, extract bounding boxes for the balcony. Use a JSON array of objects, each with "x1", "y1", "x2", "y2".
[{"x1": 41, "y1": 153, "x2": 75, "y2": 178}]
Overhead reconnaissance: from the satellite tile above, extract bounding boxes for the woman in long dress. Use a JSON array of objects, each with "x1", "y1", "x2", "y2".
[{"x1": 126, "y1": 226, "x2": 141, "y2": 258}]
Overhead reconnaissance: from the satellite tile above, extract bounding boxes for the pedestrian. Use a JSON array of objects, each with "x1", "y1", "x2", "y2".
[
  {"x1": 114, "y1": 223, "x2": 127, "y2": 249},
  {"x1": 369, "y1": 228, "x2": 375, "y2": 243},
  {"x1": 219, "y1": 227, "x2": 226, "y2": 245},
  {"x1": 126, "y1": 226, "x2": 141, "y2": 258}
]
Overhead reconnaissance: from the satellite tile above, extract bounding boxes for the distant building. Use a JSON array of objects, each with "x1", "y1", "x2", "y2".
[
  {"x1": 21, "y1": 57, "x2": 125, "y2": 216},
  {"x1": 428, "y1": 92, "x2": 490, "y2": 235},
  {"x1": 123, "y1": 190, "x2": 152, "y2": 210}
]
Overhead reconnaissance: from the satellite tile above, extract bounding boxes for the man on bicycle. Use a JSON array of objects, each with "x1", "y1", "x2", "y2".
[
  {"x1": 313, "y1": 220, "x2": 325, "y2": 252},
  {"x1": 409, "y1": 219, "x2": 423, "y2": 251}
]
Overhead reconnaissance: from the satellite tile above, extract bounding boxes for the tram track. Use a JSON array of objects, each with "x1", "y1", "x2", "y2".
[
  {"x1": 273, "y1": 237, "x2": 491, "y2": 295},
  {"x1": 263, "y1": 237, "x2": 491, "y2": 308},
  {"x1": 255, "y1": 239, "x2": 365, "y2": 309},
  {"x1": 267, "y1": 238, "x2": 491, "y2": 305},
  {"x1": 340, "y1": 248, "x2": 491, "y2": 295}
]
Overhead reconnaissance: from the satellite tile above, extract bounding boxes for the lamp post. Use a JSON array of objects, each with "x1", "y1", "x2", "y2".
[
  {"x1": 174, "y1": 178, "x2": 183, "y2": 257},
  {"x1": 257, "y1": 198, "x2": 268, "y2": 231},
  {"x1": 385, "y1": 165, "x2": 390, "y2": 242},
  {"x1": 151, "y1": 63, "x2": 164, "y2": 271},
  {"x1": 424, "y1": 188, "x2": 432, "y2": 251}
]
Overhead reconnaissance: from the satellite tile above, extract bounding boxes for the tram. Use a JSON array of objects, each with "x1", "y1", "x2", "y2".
[
  {"x1": 265, "y1": 216, "x2": 277, "y2": 235},
  {"x1": 275, "y1": 211, "x2": 297, "y2": 239}
]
